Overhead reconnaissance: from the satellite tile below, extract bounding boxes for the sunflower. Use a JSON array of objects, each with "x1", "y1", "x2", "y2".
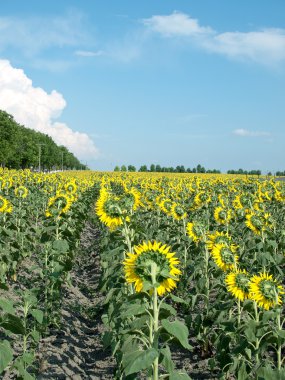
[
  {"x1": 171, "y1": 202, "x2": 187, "y2": 220},
  {"x1": 207, "y1": 231, "x2": 235, "y2": 252},
  {"x1": 245, "y1": 212, "x2": 274, "y2": 235},
  {"x1": 45, "y1": 193, "x2": 72, "y2": 218},
  {"x1": 233, "y1": 193, "x2": 253, "y2": 213},
  {"x1": 95, "y1": 190, "x2": 124, "y2": 230},
  {"x1": 64, "y1": 181, "x2": 77, "y2": 194},
  {"x1": 14, "y1": 185, "x2": 29, "y2": 198},
  {"x1": 123, "y1": 241, "x2": 181, "y2": 296},
  {"x1": 186, "y1": 221, "x2": 207, "y2": 244},
  {"x1": 0, "y1": 195, "x2": 12, "y2": 213},
  {"x1": 194, "y1": 191, "x2": 211, "y2": 208},
  {"x1": 249, "y1": 272, "x2": 284, "y2": 310},
  {"x1": 225, "y1": 269, "x2": 250, "y2": 301},
  {"x1": 211, "y1": 243, "x2": 238, "y2": 272},
  {"x1": 214, "y1": 206, "x2": 232, "y2": 225},
  {"x1": 159, "y1": 198, "x2": 173, "y2": 216},
  {"x1": 218, "y1": 193, "x2": 229, "y2": 208},
  {"x1": 275, "y1": 190, "x2": 285, "y2": 203}
]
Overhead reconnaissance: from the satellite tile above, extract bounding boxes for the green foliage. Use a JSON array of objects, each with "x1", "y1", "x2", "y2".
[{"x1": 0, "y1": 110, "x2": 85, "y2": 170}]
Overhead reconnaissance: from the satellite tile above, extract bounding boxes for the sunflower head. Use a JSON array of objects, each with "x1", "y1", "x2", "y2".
[
  {"x1": 0, "y1": 195, "x2": 13, "y2": 214},
  {"x1": 187, "y1": 221, "x2": 207, "y2": 244},
  {"x1": 14, "y1": 186, "x2": 29, "y2": 199},
  {"x1": 45, "y1": 193, "x2": 72, "y2": 218},
  {"x1": 123, "y1": 241, "x2": 181, "y2": 296},
  {"x1": 171, "y1": 203, "x2": 187, "y2": 220},
  {"x1": 214, "y1": 206, "x2": 232, "y2": 225},
  {"x1": 211, "y1": 243, "x2": 238, "y2": 272},
  {"x1": 225, "y1": 269, "x2": 250, "y2": 301},
  {"x1": 64, "y1": 181, "x2": 77, "y2": 194},
  {"x1": 249, "y1": 272, "x2": 284, "y2": 310},
  {"x1": 207, "y1": 231, "x2": 234, "y2": 251},
  {"x1": 159, "y1": 198, "x2": 173, "y2": 216}
]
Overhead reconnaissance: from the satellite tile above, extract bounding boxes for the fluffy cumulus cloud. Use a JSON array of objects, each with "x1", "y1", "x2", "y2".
[
  {"x1": 0, "y1": 59, "x2": 99, "y2": 159},
  {"x1": 233, "y1": 128, "x2": 271, "y2": 137},
  {"x1": 143, "y1": 12, "x2": 285, "y2": 65}
]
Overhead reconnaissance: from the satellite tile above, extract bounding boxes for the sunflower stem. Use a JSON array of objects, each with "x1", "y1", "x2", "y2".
[
  {"x1": 253, "y1": 301, "x2": 260, "y2": 366},
  {"x1": 276, "y1": 309, "x2": 282, "y2": 370},
  {"x1": 151, "y1": 262, "x2": 159, "y2": 380},
  {"x1": 237, "y1": 299, "x2": 241, "y2": 326}
]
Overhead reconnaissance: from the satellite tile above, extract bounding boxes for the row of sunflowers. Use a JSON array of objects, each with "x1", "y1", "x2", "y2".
[
  {"x1": 0, "y1": 168, "x2": 100, "y2": 378},
  {"x1": 94, "y1": 172, "x2": 285, "y2": 379}
]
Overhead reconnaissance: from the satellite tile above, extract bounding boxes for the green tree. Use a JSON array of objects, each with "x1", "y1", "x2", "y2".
[{"x1": 128, "y1": 165, "x2": 136, "y2": 172}]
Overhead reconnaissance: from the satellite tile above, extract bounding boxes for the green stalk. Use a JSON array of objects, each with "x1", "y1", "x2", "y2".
[
  {"x1": 276, "y1": 309, "x2": 282, "y2": 370},
  {"x1": 237, "y1": 299, "x2": 241, "y2": 327},
  {"x1": 151, "y1": 263, "x2": 159, "y2": 380},
  {"x1": 253, "y1": 301, "x2": 260, "y2": 366}
]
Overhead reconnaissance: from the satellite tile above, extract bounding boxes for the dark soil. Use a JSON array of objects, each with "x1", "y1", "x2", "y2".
[{"x1": 37, "y1": 223, "x2": 116, "y2": 380}]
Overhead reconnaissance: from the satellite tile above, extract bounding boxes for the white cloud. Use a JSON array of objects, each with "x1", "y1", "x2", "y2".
[
  {"x1": 206, "y1": 29, "x2": 285, "y2": 64},
  {"x1": 143, "y1": 11, "x2": 213, "y2": 37},
  {"x1": 75, "y1": 50, "x2": 104, "y2": 57},
  {"x1": 0, "y1": 59, "x2": 99, "y2": 159},
  {"x1": 233, "y1": 128, "x2": 271, "y2": 137},
  {"x1": 0, "y1": 10, "x2": 88, "y2": 57},
  {"x1": 143, "y1": 12, "x2": 285, "y2": 65}
]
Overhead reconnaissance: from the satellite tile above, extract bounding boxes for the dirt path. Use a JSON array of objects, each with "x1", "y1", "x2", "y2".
[{"x1": 37, "y1": 224, "x2": 115, "y2": 380}]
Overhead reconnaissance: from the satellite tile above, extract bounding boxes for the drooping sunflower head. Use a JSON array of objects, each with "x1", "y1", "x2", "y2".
[
  {"x1": 45, "y1": 193, "x2": 72, "y2": 218},
  {"x1": 158, "y1": 198, "x2": 173, "y2": 216},
  {"x1": 194, "y1": 191, "x2": 211, "y2": 208},
  {"x1": 0, "y1": 195, "x2": 12, "y2": 213},
  {"x1": 245, "y1": 212, "x2": 263, "y2": 235},
  {"x1": 225, "y1": 269, "x2": 250, "y2": 301},
  {"x1": 233, "y1": 193, "x2": 253, "y2": 212},
  {"x1": 187, "y1": 221, "x2": 207, "y2": 244},
  {"x1": 249, "y1": 272, "x2": 284, "y2": 310},
  {"x1": 14, "y1": 186, "x2": 29, "y2": 199},
  {"x1": 171, "y1": 202, "x2": 187, "y2": 221},
  {"x1": 207, "y1": 231, "x2": 235, "y2": 252},
  {"x1": 214, "y1": 206, "x2": 232, "y2": 225},
  {"x1": 245, "y1": 211, "x2": 274, "y2": 235},
  {"x1": 124, "y1": 241, "x2": 181, "y2": 296},
  {"x1": 95, "y1": 189, "x2": 125, "y2": 230},
  {"x1": 211, "y1": 243, "x2": 238, "y2": 272}
]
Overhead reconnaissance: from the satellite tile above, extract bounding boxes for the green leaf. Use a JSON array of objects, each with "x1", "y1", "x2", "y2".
[
  {"x1": 257, "y1": 366, "x2": 285, "y2": 380},
  {"x1": 161, "y1": 319, "x2": 192, "y2": 350},
  {"x1": 121, "y1": 304, "x2": 145, "y2": 318},
  {"x1": 169, "y1": 370, "x2": 192, "y2": 379},
  {"x1": 0, "y1": 298, "x2": 15, "y2": 314},
  {"x1": 170, "y1": 294, "x2": 188, "y2": 305},
  {"x1": 13, "y1": 359, "x2": 35, "y2": 379},
  {"x1": 160, "y1": 346, "x2": 174, "y2": 373},
  {"x1": 0, "y1": 340, "x2": 13, "y2": 373},
  {"x1": 30, "y1": 330, "x2": 40, "y2": 343},
  {"x1": 123, "y1": 348, "x2": 158, "y2": 376},
  {"x1": 237, "y1": 362, "x2": 248, "y2": 380},
  {"x1": 30, "y1": 309, "x2": 44, "y2": 324},
  {"x1": 1, "y1": 314, "x2": 25, "y2": 335},
  {"x1": 160, "y1": 303, "x2": 177, "y2": 316},
  {"x1": 52, "y1": 239, "x2": 69, "y2": 253}
]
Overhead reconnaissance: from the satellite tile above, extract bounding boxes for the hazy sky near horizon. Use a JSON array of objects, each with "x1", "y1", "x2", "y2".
[{"x1": 0, "y1": 0, "x2": 285, "y2": 172}]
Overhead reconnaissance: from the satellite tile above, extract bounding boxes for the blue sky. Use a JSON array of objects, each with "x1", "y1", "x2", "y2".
[{"x1": 0, "y1": 0, "x2": 285, "y2": 172}]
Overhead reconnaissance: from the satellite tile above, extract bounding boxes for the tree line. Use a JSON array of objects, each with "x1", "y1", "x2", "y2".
[
  {"x1": 0, "y1": 110, "x2": 87, "y2": 170},
  {"x1": 114, "y1": 164, "x2": 221, "y2": 173}
]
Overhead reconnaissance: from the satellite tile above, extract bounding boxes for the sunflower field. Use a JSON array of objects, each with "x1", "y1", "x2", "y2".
[{"x1": 1, "y1": 169, "x2": 285, "y2": 379}]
